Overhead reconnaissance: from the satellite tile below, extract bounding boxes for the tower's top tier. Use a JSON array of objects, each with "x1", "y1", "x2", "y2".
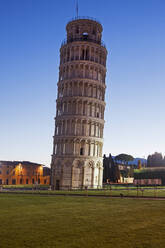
[{"x1": 66, "y1": 17, "x2": 103, "y2": 45}]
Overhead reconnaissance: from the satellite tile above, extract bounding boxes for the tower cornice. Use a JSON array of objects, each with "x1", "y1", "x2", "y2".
[
  {"x1": 55, "y1": 115, "x2": 105, "y2": 125},
  {"x1": 59, "y1": 60, "x2": 107, "y2": 71},
  {"x1": 61, "y1": 40, "x2": 107, "y2": 52},
  {"x1": 57, "y1": 78, "x2": 106, "y2": 89},
  {"x1": 56, "y1": 96, "x2": 106, "y2": 106},
  {"x1": 53, "y1": 136, "x2": 103, "y2": 143}
]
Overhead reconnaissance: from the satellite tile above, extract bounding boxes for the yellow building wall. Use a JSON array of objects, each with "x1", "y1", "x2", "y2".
[{"x1": 0, "y1": 163, "x2": 50, "y2": 185}]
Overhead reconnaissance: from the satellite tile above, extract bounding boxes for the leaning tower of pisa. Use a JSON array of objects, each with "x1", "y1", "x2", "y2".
[{"x1": 51, "y1": 17, "x2": 107, "y2": 190}]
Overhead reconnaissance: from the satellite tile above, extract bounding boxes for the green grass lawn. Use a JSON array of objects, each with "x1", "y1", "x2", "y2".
[
  {"x1": 51, "y1": 188, "x2": 165, "y2": 197},
  {"x1": 0, "y1": 194, "x2": 165, "y2": 248},
  {"x1": 2, "y1": 188, "x2": 165, "y2": 198},
  {"x1": 2, "y1": 184, "x2": 49, "y2": 189},
  {"x1": 2, "y1": 184, "x2": 165, "y2": 198}
]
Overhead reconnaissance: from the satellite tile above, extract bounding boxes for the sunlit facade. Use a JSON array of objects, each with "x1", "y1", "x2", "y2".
[{"x1": 0, "y1": 161, "x2": 50, "y2": 185}]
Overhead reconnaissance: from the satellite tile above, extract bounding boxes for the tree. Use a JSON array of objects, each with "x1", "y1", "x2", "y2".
[
  {"x1": 147, "y1": 152, "x2": 165, "y2": 167},
  {"x1": 128, "y1": 165, "x2": 134, "y2": 177},
  {"x1": 115, "y1": 154, "x2": 134, "y2": 165},
  {"x1": 103, "y1": 154, "x2": 120, "y2": 183},
  {"x1": 138, "y1": 160, "x2": 142, "y2": 169}
]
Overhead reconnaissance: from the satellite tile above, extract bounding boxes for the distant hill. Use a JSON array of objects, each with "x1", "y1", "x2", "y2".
[
  {"x1": 128, "y1": 158, "x2": 147, "y2": 165},
  {"x1": 112, "y1": 156, "x2": 147, "y2": 165}
]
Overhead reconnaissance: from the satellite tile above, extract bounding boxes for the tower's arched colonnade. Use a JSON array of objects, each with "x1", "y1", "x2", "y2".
[{"x1": 51, "y1": 18, "x2": 107, "y2": 190}]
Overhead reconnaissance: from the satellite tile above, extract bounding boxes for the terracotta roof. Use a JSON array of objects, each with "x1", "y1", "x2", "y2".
[{"x1": 0, "y1": 161, "x2": 45, "y2": 167}]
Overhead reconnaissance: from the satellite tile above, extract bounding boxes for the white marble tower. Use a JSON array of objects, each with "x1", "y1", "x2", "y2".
[{"x1": 51, "y1": 17, "x2": 107, "y2": 190}]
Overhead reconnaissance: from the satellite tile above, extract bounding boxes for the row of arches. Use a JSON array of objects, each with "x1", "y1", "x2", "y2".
[
  {"x1": 53, "y1": 139, "x2": 103, "y2": 158},
  {"x1": 51, "y1": 159, "x2": 103, "y2": 189},
  {"x1": 60, "y1": 44, "x2": 106, "y2": 66},
  {"x1": 55, "y1": 119, "x2": 104, "y2": 138},
  {"x1": 56, "y1": 99, "x2": 105, "y2": 119},
  {"x1": 58, "y1": 80, "x2": 105, "y2": 101},
  {"x1": 66, "y1": 20, "x2": 102, "y2": 44},
  {"x1": 59, "y1": 63, "x2": 106, "y2": 84}
]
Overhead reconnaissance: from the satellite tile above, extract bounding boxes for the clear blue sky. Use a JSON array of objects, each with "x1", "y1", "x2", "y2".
[{"x1": 0, "y1": 0, "x2": 165, "y2": 166}]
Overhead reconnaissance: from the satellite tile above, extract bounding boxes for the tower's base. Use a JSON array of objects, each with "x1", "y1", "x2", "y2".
[{"x1": 51, "y1": 157, "x2": 103, "y2": 190}]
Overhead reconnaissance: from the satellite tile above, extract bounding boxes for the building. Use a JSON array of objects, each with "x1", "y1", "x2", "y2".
[
  {"x1": 134, "y1": 167, "x2": 165, "y2": 185},
  {"x1": 51, "y1": 17, "x2": 107, "y2": 190},
  {"x1": 134, "y1": 178, "x2": 162, "y2": 186},
  {"x1": 0, "y1": 161, "x2": 50, "y2": 185},
  {"x1": 103, "y1": 154, "x2": 134, "y2": 184}
]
